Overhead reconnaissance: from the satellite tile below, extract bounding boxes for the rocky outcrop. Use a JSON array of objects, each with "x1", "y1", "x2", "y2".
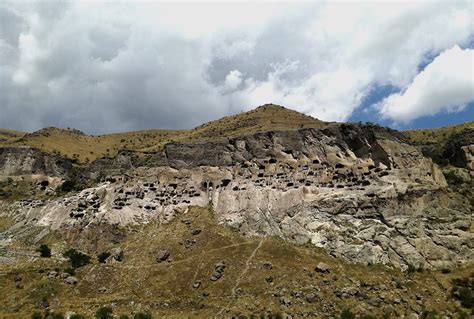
[
  {"x1": 1, "y1": 124, "x2": 472, "y2": 270},
  {"x1": 442, "y1": 128, "x2": 474, "y2": 170},
  {"x1": 0, "y1": 146, "x2": 72, "y2": 176}
]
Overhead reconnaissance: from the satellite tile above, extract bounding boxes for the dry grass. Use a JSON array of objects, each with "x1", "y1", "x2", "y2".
[
  {"x1": 404, "y1": 121, "x2": 474, "y2": 144},
  {"x1": 0, "y1": 104, "x2": 327, "y2": 163},
  {"x1": 1, "y1": 206, "x2": 471, "y2": 318},
  {"x1": 0, "y1": 129, "x2": 25, "y2": 143}
]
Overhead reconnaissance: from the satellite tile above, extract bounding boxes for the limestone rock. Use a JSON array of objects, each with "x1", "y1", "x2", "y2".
[
  {"x1": 105, "y1": 247, "x2": 124, "y2": 263},
  {"x1": 315, "y1": 262, "x2": 330, "y2": 273},
  {"x1": 64, "y1": 276, "x2": 78, "y2": 285},
  {"x1": 156, "y1": 249, "x2": 170, "y2": 263}
]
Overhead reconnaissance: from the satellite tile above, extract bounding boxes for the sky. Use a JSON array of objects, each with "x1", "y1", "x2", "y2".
[{"x1": 0, "y1": 0, "x2": 473, "y2": 134}]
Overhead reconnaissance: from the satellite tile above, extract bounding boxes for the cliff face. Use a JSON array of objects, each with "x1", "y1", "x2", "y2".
[
  {"x1": 0, "y1": 146, "x2": 72, "y2": 176},
  {"x1": 442, "y1": 128, "x2": 474, "y2": 170},
  {"x1": 2, "y1": 123, "x2": 471, "y2": 271}
]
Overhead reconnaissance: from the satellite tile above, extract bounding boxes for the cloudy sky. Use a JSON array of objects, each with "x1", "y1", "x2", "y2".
[{"x1": 1, "y1": 0, "x2": 473, "y2": 134}]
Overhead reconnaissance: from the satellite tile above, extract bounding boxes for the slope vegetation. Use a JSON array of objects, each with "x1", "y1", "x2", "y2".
[
  {"x1": 1, "y1": 207, "x2": 470, "y2": 318},
  {"x1": 0, "y1": 104, "x2": 326, "y2": 163}
]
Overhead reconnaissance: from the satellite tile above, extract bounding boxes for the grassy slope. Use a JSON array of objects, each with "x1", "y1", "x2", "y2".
[
  {"x1": 0, "y1": 129, "x2": 25, "y2": 143},
  {"x1": 0, "y1": 104, "x2": 326, "y2": 163},
  {"x1": 404, "y1": 121, "x2": 474, "y2": 144},
  {"x1": 1, "y1": 207, "x2": 471, "y2": 318}
]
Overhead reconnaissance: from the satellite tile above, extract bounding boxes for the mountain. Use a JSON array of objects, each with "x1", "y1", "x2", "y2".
[{"x1": 0, "y1": 105, "x2": 472, "y2": 318}]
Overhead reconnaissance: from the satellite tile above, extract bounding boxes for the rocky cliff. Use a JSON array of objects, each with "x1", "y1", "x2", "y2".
[{"x1": 1, "y1": 121, "x2": 471, "y2": 271}]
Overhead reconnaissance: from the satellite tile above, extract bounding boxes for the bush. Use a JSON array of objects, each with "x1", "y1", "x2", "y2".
[
  {"x1": 340, "y1": 309, "x2": 356, "y2": 319},
  {"x1": 95, "y1": 306, "x2": 113, "y2": 319},
  {"x1": 443, "y1": 170, "x2": 464, "y2": 187},
  {"x1": 407, "y1": 264, "x2": 423, "y2": 274},
  {"x1": 64, "y1": 267, "x2": 76, "y2": 276},
  {"x1": 98, "y1": 252, "x2": 111, "y2": 264},
  {"x1": 451, "y1": 276, "x2": 474, "y2": 311},
  {"x1": 59, "y1": 180, "x2": 77, "y2": 192},
  {"x1": 43, "y1": 311, "x2": 64, "y2": 319},
  {"x1": 32, "y1": 312, "x2": 42, "y2": 319},
  {"x1": 38, "y1": 244, "x2": 51, "y2": 258},
  {"x1": 70, "y1": 315, "x2": 86, "y2": 319},
  {"x1": 64, "y1": 249, "x2": 91, "y2": 268},
  {"x1": 134, "y1": 312, "x2": 152, "y2": 319}
]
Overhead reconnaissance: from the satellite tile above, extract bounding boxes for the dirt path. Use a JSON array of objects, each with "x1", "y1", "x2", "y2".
[{"x1": 215, "y1": 238, "x2": 265, "y2": 317}]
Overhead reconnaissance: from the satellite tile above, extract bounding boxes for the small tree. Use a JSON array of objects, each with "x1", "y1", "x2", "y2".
[
  {"x1": 38, "y1": 244, "x2": 51, "y2": 258},
  {"x1": 64, "y1": 249, "x2": 91, "y2": 268},
  {"x1": 134, "y1": 313, "x2": 152, "y2": 319},
  {"x1": 95, "y1": 306, "x2": 113, "y2": 319}
]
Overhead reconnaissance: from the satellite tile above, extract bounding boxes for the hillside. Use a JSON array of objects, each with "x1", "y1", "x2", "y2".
[
  {"x1": 0, "y1": 105, "x2": 473, "y2": 318},
  {"x1": 1, "y1": 206, "x2": 471, "y2": 318},
  {"x1": 404, "y1": 121, "x2": 474, "y2": 145},
  {"x1": 0, "y1": 105, "x2": 327, "y2": 163},
  {"x1": 0, "y1": 129, "x2": 25, "y2": 143}
]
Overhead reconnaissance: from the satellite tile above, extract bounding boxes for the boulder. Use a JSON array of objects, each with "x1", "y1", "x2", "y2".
[
  {"x1": 64, "y1": 276, "x2": 78, "y2": 285},
  {"x1": 315, "y1": 262, "x2": 330, "y2": 273},
  {"x1": 192, "y1": 280, "x2": 201, "y2": 289},
  {"x1": 156, "y1": 249, "x2": 170, "y2": 262},
  {"x1": 210, "y1": 261, "x2": 226, "y2": 281},
  {"x1": 191, "y1": 229, "x2": 202, "y2": 235},
  {"x1": 106, "y1": 247, "x2": 124, "y2": 263}
]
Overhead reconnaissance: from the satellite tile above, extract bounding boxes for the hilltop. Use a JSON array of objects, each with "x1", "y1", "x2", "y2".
[
  {"x1": 404, "y1": 121, "x2": 474, "y2": 145},
  {"x1": 0, "y1": 104, "x2": 327, "y2": 163}
]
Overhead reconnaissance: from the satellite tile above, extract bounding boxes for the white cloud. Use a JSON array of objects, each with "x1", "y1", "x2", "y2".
[
  {"x1": 0, "y1": 0, "x2": 473, "y2": 133},
  {"x1": 223, "y1": 70, "x2": 243, "y2": 90},
  {"x1": 378, "y1": 46, "x2": 474, "y2": 122}
]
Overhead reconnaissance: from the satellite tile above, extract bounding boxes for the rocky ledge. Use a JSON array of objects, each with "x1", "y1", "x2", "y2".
[{"x1": 0, "y1": 124, "x2": 472, "y2": 270}]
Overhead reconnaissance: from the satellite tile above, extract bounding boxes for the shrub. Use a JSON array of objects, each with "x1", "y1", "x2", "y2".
[
  {"x1": 38, "y1": 244, "x2": 52, "y2": 258},
  {"x1": 134, "y1": 312, "x2": 152, "y2": 319},
  {"x1": 95, "y1": 306, "x2": 113, "y2": 319},
  {"x1": 420, "y1": 310, "x2": 438, "y2": 319},
  {"x1": 59, "y1": 180, "x2": 77, "y2": 192},
  {"x1": 32, "y1": 312, "x2": 42, "y2": 319},
  {"x1": 64, "y1": 267, "x2": 75, "y2": 276},
  {"x1": 451, "y1": 275, "x2": 474, "y2": 311},
  {"x1": 64, "y1": 249, "x2": 91, "y2": 268},
  {"x1": 443, "y1": 170, "x2": 464, "y2": 187},
  {"x1": 97, "y1": 252, "x2": 111, "y2": 264},
  {"x1": 70, "y1": 315, "x2": 86, "y2": 319},
  {"x1": 43, "y1": 310, "x2": 64, "y2": 319},
  {"x1": 340, "y1": 309, "x2": 356, "y2": 319},
  {"x1": 407, "y1": 264, "x2": 423, "y2": 274}
]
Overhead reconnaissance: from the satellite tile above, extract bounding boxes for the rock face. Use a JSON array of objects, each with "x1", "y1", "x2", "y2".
[
  {"x1": 0, "y1": 146, "x2": 72, "y2": 176},
  {"x1": 1, "y1": 124, "x2": 472, "y2": 270},
  {"x1": 442, "y1": 128, "x2": 474, "y2": 170}
]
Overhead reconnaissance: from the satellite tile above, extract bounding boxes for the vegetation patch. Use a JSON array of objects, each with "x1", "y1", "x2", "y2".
[{"x1": 64, "y1": 249, "x2": 91, "y2": 268}]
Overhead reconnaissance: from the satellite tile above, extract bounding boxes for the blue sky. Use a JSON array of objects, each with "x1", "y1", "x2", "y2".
[{"x1": 349, "y1": 87, "x2": 474, "y2": 130}]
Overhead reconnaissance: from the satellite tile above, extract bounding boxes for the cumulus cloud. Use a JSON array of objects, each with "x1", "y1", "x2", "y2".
[
  {"x1": 0, "y1": 0, "x2": 472, "y2": 133},
  {"x1": 378, "y1": 46, "x2": 474, "y2": 122}
]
